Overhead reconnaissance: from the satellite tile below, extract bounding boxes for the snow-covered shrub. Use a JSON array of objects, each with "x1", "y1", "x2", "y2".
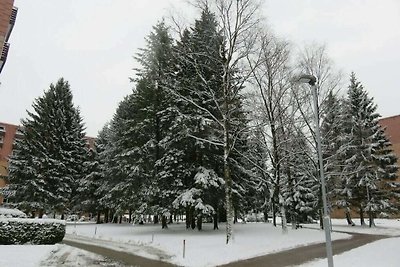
[
  {"x1": 0, "y1": 207, "x2": 27, "y2": 218},
  {"x1": 0, "y1": 218, "x2": 66, "y2": 244},
  {"x1": 245, "y1": 213, "x2": 265, "y2": 222}
]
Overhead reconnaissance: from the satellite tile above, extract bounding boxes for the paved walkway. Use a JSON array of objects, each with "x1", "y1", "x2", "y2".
[
  {"x1": 62, "y1": 232, "x2": 390, "y2": 267},
  {"x1": 62, "y1": 239, "x2": 177, "y2": 267},
  {"x1": 218, "y1": 232, "x2": 389, "y2": 267}
]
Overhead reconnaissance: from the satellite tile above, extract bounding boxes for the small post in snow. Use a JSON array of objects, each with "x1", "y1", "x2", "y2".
[
  {"x1": 151, "y1": 233, "x2": 154, "y2": 243},
  {"x1": 183, "y1": 239, "x2": 186, "y2": 258},
  {"x1": 94, "y1": 226, "x2": 97, "y2": 236}
]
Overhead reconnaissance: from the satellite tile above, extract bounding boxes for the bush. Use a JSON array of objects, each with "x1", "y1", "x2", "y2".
[{"x1": 0, "y1": 218, "x2": 66, "y2": 244}]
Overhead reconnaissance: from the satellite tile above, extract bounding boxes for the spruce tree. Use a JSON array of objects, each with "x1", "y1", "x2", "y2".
[
  {"x1": 171, "y1": 8, "x2": 226, "y2": 230},
  {"x1": 340, "y1": 72, "x2": 398, "y2": 226},
  {"x1": 9, "y1": 78, "x2": 87, "y2": 217},
  {"x1": 127, "y1": 21, "x2": 183, "y2": 228}
]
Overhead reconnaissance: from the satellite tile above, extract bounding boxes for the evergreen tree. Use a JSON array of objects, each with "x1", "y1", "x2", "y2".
[
  {"x1": 76, "y1": 136, "x2": 105, "y2": 223},
  {"x1": 171, "y1": 8, "x2": 226, "y2": 230},
  {"x1": 319, "y1": 92, "x2": 354, "y2": 224},
  {"x1": 9, "y1": 78, "x2": 87, "y2": 217},
  {"x1": 282, "y1": 128, "x2": 317, "y2": 227},
  {"x1": 340, "y1": 72, "x2": 398, "y2": 226},
  {"x1": 117, "y1": 21, "x2": 183, "y2": 228}
]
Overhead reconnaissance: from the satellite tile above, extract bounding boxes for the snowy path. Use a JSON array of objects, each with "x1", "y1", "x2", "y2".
[
  {"x1": 62, "y1": 231, "x2": 388, "y2": 267},
  {"x1": 62, "y1": 238, "x2": 175, "y2": 267},
  {"x1": 40, "y1": 244, "x2": 129, "y2": 267},
  {"x1": 218, "y1": 232, "x2": 389, "y2": 267}
]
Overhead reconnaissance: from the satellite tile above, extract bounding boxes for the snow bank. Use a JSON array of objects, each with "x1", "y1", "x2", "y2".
[
  {"x1": 0, "y1": 244, "x2": 57, "y2": 267},
  {"x1": 0, "y1": 207, "x2": 27, "y2": 218}
]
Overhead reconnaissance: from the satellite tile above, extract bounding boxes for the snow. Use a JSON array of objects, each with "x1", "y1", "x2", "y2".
[
  {"x1": 2, "y1": 219, "x2": 400, "y2": 267},
  {"x1": 65, "y1": 221, "x2": 350, "y2": 267},
  {"x1": 299, "y1": 237, "x2": 400, "y2": 267},
  {"x1": 0, "y1": 217, "x2": 66, "y2": 225},
  {"x1": 0, "y1": 245, "x2": 56, "y2": 267},
  {"x1": 0, "y1": 207, "x2": 27, "y2": 218},
  {"x1": 0, "y1": 244, "x2": 127, "y2": 267}
]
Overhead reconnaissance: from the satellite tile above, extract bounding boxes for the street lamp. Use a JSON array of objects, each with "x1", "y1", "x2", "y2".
[{"x1": 294, "y1": 74, "x2": 334, "y2": 267}]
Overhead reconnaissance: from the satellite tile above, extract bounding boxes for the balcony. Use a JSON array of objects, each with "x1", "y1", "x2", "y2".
[
  {"x1": 0, "y1": 43, "x2": 10, "y2": 74},
  {"x1": 10, "y1": 7, "x2": 18, "y2": 25},
  {"x1": 0, "y1": 126, "x2": 5, "y2": 135},
  {"x1": 15, "y1": 128, "x2": 24, "y2": 138},
  {"x1": 5, "y1": 7, "x2": 18, "y2": 43}
]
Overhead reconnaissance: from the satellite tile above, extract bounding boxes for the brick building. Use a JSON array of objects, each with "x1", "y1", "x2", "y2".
[
  {"x1": 0, "y1": 0, "x2": 17, "y2": 73},
  {"x1": 379, "y1": 115, "x2": 400, "y2": 182}
]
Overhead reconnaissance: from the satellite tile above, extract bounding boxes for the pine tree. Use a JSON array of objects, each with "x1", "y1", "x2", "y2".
[
  {"x1": 340, "y1": 72, "x2": 398, "y2": 226},
  {"x1": 9, "y1": 78, "x2": 87, "y2": 217}
]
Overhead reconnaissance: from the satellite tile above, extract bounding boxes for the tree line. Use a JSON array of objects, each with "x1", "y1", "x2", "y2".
[{"x1": 6, "y1": 0, "x2": 398, "y2": 243}]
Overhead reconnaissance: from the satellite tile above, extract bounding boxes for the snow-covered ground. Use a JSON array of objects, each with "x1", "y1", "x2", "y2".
[
  {"x1": 1, "y1": 219, "x2": 400, "y2": 267},
  {"x1": 299, "y1": 237, "x2": 400, "y2": 267}
]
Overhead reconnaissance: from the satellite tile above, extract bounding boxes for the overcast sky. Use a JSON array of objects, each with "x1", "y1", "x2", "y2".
[{"x1": 1, "y1": 0, "x2": 399, "y2": 137}]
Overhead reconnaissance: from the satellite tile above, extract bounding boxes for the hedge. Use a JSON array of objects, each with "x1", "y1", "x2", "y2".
[{"x1": 0, "y1": 218, "x2": 66, "y2": 245}]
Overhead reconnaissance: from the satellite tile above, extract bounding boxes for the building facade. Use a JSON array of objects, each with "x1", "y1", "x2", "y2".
[{"x1": 0, "y1": 0, "x2": 17, "y2": 74}]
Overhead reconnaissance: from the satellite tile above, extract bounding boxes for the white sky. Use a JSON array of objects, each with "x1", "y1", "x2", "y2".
[{"x1": 1, "y1": 0, "x2": 399, "y2": 137}]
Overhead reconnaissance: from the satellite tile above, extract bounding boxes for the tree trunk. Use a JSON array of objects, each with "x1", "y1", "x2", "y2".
[
  {"x1": 154, "y1": 215, "x2": 159, "y2": 224},
  {"x1": 291, "y1": 214, "x2": 296, "y2": 230},
  {"x1": 119, "y1": 215, "x2": 122, "y2": 224},
  {"x1": 213, "y1": 213, "x2": 219, "y2": 230},
  {"x1": 272, "y1": 201, "x2": 277, "y2": 226},
  {"x1": 197, "y1": 215, "x2": 203, "y2": 231},
  {"x1": 319, "y1": 208, "x2": 323, "y2": 229},
  {"x1": 185, "y1": 207, "x2": 191, "y2": 229},
  {"x1": 264, "y1": 208, "x2": 269, "y2": 223},
  {"x1": 96, "y1": 212, "x2": 101, "y2": 224},
  {"x1": 319, "y1": 187, "x2": 323, "y2": 229},
  {"x1": 224, "y1": 159, "x2": 234, "y2": 244},
  {"x1": 191, "y1": 212, "x2": 196, "y2": 229},
  {"x1": 169, "y1": 214, "x2": 173, "y2": 224},
  {"x1": 345, "y1": 208, "x2": 355, "y2": 226},
  {"x1": 161, "y1": 215, "x2": 168, "y2": 229},
  {"x1": 104, "y1": 209, "x2": 109, "y2": 223},
  {"x1": 360, "y1": 205, "x2": 365, "y2": 226},
  {"x1": 280, "y1": 200, "x2": 288, "y2": 234},
  {"x1": 368, "y1": 210, "x2": 375, "y2": 228},
  {"x1": 128, "y1": 209, "x2": 132, "y2": 223}
]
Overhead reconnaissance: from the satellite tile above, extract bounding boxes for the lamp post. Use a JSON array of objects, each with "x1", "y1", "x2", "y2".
[{"x1": 294, "y1": 74, "x2": 334, "y2": 267}]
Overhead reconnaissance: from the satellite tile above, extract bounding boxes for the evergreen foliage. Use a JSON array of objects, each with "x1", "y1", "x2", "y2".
[
  {"x1": 9, "y1": 78, "x2": 87, "y2": 216},
  {"x1": 339, "y1": 73, "x2": 398, "y2": 225}
]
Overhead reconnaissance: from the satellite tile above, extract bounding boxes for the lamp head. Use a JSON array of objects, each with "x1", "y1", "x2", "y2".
[{"x1": 292, "y1": 74, "x2": 317, "y2": 86}]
